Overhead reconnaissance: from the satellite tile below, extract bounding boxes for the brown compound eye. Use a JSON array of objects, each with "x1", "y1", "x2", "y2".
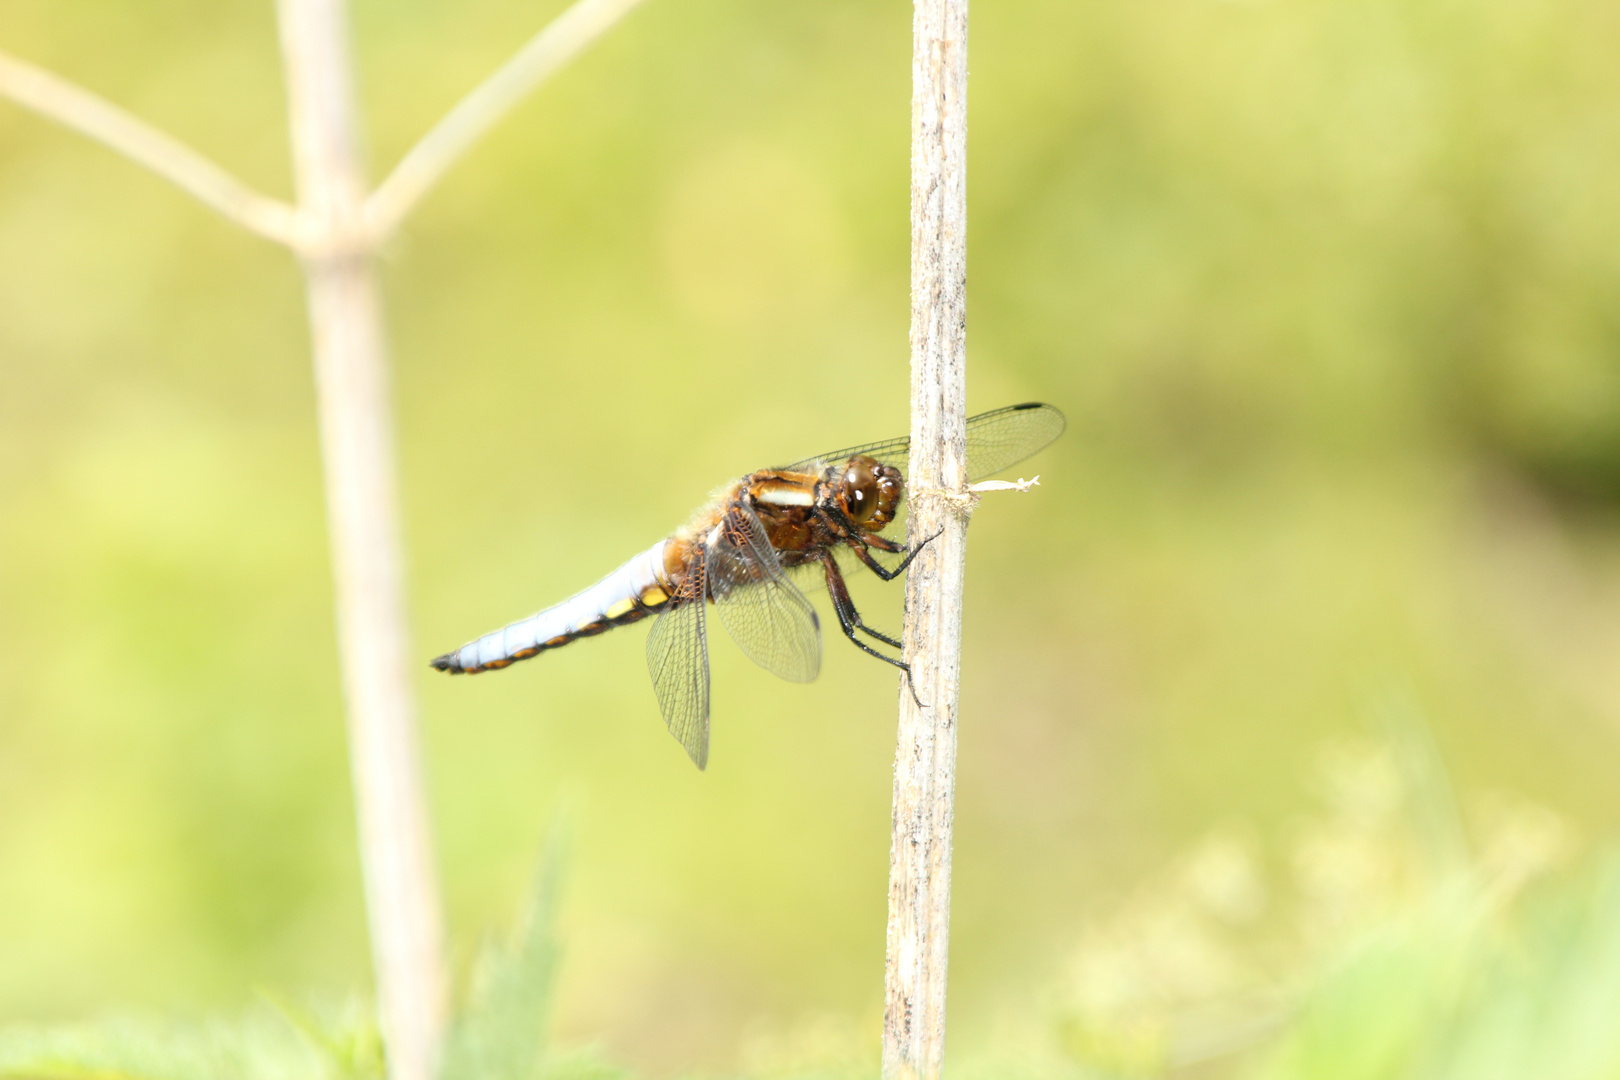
[
  {"x1": 843, "y1": 459, "x2": 879, "y2": 523},
  {"x1": 877, "y1": 471, "x2": 902, "y2": 514}
]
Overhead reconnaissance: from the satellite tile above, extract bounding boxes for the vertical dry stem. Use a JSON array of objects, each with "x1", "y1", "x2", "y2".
[
  {"x1": 5, "y1": 4, "x2": 645, "y2": 1078},
  {"x1": 883, "y1": 0, "x2": 970, "y2": 1077},
  {"x1": 277, "y1": 2, "x2": 447, "y2": 1078}
]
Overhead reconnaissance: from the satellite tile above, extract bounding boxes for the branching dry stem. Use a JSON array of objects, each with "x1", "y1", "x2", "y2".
[
  {"x1": 1, "y1": 5, "x2": 649, "y2": 1080},
  {"x1": 0, "y1": 46, "x2": 304, "y2": 246},
  {"x1": 364, "y1": 0, "x2": 650, "y2": 239},
  {"x1": 1, "y1": 0, "x2": 649, "y2": 249},
  {"x1": 274, "y1": 2, "x2": 447, "y2": 1078}
]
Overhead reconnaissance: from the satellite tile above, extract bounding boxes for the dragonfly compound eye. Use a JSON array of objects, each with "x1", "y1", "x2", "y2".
[{"x1": 843, "y1": 459, "x2": 880, "y2": 523}]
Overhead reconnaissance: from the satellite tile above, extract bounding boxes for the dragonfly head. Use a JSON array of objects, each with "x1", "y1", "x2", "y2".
[{"x1": 833, "y1": 454, "x2": 903, "y2": 532}]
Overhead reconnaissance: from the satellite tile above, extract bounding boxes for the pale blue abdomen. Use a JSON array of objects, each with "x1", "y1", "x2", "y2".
[{"x1": 431, "y1": 539, "x2": 673, "y2": 674}]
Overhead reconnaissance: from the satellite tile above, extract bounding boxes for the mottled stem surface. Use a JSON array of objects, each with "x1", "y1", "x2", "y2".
[{"x1": 883, "y1": 0, "x2": 970, "y2": 1078}]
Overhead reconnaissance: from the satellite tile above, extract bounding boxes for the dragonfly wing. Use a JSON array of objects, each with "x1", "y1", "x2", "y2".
[
  {"x1": 645, "y1": 564, "x2": 711, "y2": 769},
  {"x1": 781, "y1": 433, "x2": 910, "y2": 477},
  {"x1": 960, "y1": 402, "x2": 1067, "y2": 481},
  {"x1": 783, "y1": 402, "x2": 1066, "y2": 483},
  {"x1": 709, "y1": 505, "x2": 822, "y2": 684}
]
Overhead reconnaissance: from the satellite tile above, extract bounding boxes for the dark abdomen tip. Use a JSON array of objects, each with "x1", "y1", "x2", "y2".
[{"x1": 430, "y1": 652, "x2": 464, "y2": 673}]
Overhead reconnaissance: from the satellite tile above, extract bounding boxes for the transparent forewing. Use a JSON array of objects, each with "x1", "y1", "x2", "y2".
[
  {"x1": 783, "y1": 433, "x2": 911, "y2": 478},
  {"x1": 783, "y1": 402, "x2": 1066, "y2": 483},
  {"x1": 960, "y1": 402, "x2": 1067, "y2": 481},
  {"x1": 708, "y1": 505, "x2": 822, "y2": 683},
  {"x1": 645, "y1": 563, "x2": 711, "y2": 769}
]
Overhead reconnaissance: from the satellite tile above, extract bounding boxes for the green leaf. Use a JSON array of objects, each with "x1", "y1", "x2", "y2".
[
  {"x1": 438, "y1": 818, "x2": 569, "y2": 1080},
  {"x1": 0, "y1": 1007, "x2": 334, "y2": 1080}
]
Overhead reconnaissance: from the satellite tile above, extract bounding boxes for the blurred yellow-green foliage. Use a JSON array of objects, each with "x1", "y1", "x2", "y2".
[{"x1": 4, "y1": 0, "x2": 1620, "y2": 1074}]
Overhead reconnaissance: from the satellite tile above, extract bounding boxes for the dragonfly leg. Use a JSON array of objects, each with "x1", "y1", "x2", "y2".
[
  {"x1": 863, "y1": 531, "x2": 906, "y2": 553},
  {"x1": 819, "y1": 545, "x2": 904, "y2": 648},
  {"x1": 846, "y1": 528, "x2": 943, "y2": 582},
  {"x1": 821, "y1": 553, "x2": 923, "y2": 707},
  {"x1": 821, "y1": 554, "x2": 905, "y2": 654},
  {"x1": 814, "y1": 506, "x2": 941, "y2": 582}
]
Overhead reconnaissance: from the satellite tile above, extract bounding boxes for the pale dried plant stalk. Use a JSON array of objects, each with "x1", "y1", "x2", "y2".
[
  {"x1": 365, "y1": 0, "x2": 652, "y2": 240},
  {"x1": 0, "y1": 2, "x2": 650, "y2": 1079},
  {"x1": 0, "y1": 47, "x2": 303, "y2": 245},
  {"x1": 883, "y1": 0, "x2": 971, "y2": 1077},
  {"x1": 274, "y1": 2, "x2": 448, "y2": 1078}
]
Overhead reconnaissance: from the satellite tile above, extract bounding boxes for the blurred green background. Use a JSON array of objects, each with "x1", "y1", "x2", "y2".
[{"x1": 4, "y1": 0, "x2": 1620, "y2": 1075}]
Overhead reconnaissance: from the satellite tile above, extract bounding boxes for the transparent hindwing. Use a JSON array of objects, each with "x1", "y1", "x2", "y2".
[
  {"x1": 645, "y1": 551, "x2": 711, "y2": 770},
  {"x1": 707, "y1": 504, "x2": 821, "y2": 684}
]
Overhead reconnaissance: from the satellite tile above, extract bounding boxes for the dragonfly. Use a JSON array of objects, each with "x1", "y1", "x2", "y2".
[{"x1": 431, "y1": 402, "x2": 1065, "y2": 769}]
